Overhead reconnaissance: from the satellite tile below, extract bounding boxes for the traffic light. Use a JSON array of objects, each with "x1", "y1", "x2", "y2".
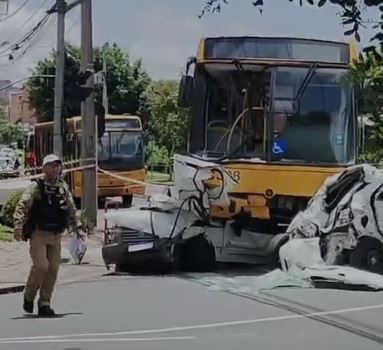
[{"x1": 64, "y1": 52, "x2": 94, "y2": 103}]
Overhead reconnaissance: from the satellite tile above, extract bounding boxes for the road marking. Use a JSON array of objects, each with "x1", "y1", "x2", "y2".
[
  {"x1": 2, "y1": 303, "x2": 383, "y2": 342},
  {"x1": 0, "y1": 336, "x2": 195, "y2": 345}
]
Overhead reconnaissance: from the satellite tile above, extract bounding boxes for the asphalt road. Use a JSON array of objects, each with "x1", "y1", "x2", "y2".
[{"x1": 1, "y1": 274, "x2": 383, "y2": 350}]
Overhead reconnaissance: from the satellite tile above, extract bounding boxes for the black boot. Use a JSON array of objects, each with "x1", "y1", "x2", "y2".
[
  {"x1": 23, "y1": 298, "x2": 34, "y2": 314},
  {"x1": 38, "y1": 305, "x2": 56, "y2": 316}
]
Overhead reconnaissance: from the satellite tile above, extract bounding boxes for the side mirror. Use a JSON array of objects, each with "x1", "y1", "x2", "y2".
[{"x1": 178, "y1": 75, "x2": 193, "y2": 108}]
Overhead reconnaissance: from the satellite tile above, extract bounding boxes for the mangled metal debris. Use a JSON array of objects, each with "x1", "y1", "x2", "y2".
[{"x1": 286, "y1": 164, "x2": 383, "y2": 274}]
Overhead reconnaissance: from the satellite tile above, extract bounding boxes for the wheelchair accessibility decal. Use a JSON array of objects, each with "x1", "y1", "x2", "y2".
[{"x1": 272, "y1": 139, "x2": 287, "y2": 155}]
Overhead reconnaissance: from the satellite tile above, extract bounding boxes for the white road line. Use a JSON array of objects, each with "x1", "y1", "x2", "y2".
[
  {"x1": 0, "y1": 336, "x2": 195, "y2": 345},
  {"x1": 2, "y1": 303, "x2": 383, "y2": 342}
]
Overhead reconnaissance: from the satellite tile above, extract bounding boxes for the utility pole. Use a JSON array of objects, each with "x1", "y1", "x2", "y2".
[
  {"x1": 81, "y1": 0, "x2": 97, "y2": 231},
  {"x1": 53, "y1": 0, "x2": 66, "y2": 157},
  {"x1": 102, "y1": 42, "x2": 109, "y2": 114}
]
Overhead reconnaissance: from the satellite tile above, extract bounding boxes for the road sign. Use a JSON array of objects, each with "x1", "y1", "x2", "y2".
[
  {"x1": 94, "y1": 71, "x2": 105, "y2": 86},
  {"x1": 272, "y1": 139, "x2": 287, "y2": 156}
]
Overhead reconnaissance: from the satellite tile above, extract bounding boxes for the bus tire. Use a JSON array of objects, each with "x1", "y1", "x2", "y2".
[
  {"x1": 349, "y1": 237, "x2": 383, "y2": 274},
  {"x1": 122, "y1": 194, "x2": 133, "y2": 207}
]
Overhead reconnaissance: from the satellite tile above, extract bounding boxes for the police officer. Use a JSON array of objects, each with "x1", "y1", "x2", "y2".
[{"x1": 13, "y1": 154, "x2": 85, "y2": 316}]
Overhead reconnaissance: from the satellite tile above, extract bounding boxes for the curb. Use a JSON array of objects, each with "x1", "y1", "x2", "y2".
[
  {"x1": 0, "y1": 269, "x2": 107, "y2": 296},
  {"x1": 0, "y1": 284, "x2": 25, "y2": 295}
]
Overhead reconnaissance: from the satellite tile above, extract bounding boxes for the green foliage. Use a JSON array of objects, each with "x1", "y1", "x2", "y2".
[
  {"x1": 1, "y1": 191, "x2": 22, "y2": 228},
  {"x1": 358, "y1": 150, "x2": 383, "y2": 164},
  {"x1": 0, "y1": 226, "x2": 13, "y2": 242},
  {"x1": 146, "y1": 141, "x2": 171, "y2": 168},
  {"x1": 27, "y1": 42, "x2": 151, "y2": 122},
  {"x1": 347, "y1": 48, "x2": 383, "y2": 158},
  {"x1": 94, "y1": 43, "x2": 151, "y2": 115},
  {"x1": 140, "y1": 80, "x2": 188, "y2": 156},
  {"x1": 0, "y1": 115, "x2": 24, "y2": 145}
]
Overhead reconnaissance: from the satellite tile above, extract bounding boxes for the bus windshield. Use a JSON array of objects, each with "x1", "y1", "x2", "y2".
[
  {"x1": 190, "y1": 64, "x2": 355, "y2": 165},
  {"x1": 98, "y1": 130, "x2": 144, "y2": 170},
  {"x1": 272, "y1": 67, "x2": 355, "y2": 164}
]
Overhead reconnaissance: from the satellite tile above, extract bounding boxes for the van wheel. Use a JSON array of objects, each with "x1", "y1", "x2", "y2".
[
  {"x1": 349, "y1": 238, "x2": 383, "y2": 274},
  {"x1": 122, "y1": 194, "x2": 133, "y2": 207},
  {"x1": 177, "y1": 235, "x2": 216, "y2": 272},
  {"x1": 98, "y1": 197, "x2": 106, "y2": 209}
]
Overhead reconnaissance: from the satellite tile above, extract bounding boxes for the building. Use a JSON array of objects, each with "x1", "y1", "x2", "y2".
[
  {"x1": 0, "y1": 79, "x2": 11, "y2": 104},
  {"x1": 8, "y1": 85, "x2": 36, "y2": 125}
]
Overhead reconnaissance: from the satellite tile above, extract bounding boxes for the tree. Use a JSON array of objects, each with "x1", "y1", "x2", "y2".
[
  {"x1": 139, "y1": 80, "x2": 188, "y2": 158},
  {"x1": 201, "y1": 1, "x2": 383, "y2": 48},
  {"x1": 346, "y1": 47, "x2": 383, "y2": 162},
  {"x1": 0, "y1": 116, "x2": 24, "y2": 145},
  {"x1": 27, "y1": 42, "x2": 151, "y2": 122}
]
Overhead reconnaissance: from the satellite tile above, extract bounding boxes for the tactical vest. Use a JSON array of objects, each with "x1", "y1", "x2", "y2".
[{"x1": 28, "y1": 179, "x2": 69, "y2": 233}]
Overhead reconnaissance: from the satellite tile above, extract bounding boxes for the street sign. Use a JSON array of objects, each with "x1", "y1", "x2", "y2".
[
  {"x1": 94, "y1": 71, "x2": 105, "y2": 86},
  {"x1": 0, "y1": 0, "x2": 9, "y2": 16}
]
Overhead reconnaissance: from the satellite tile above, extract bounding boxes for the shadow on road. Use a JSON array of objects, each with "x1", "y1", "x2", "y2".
[
  {"x1": 103, "y1": 262, "x2": 271, "y2": 278},
  {"x1": 11, "y1": 312, "x2": 83, "y2": 320}
]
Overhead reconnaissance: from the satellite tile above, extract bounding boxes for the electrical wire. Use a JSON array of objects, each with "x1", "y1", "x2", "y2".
[
  {"x1": 0, "y1": 13, "x2": 50, "y2": 60},
  {"x1": 9, "y1": 0, "x2": 51, "y2": 39},
  {"x1": 8, "y1": 15, "x2": 51, "y2": 61},
  {"x1": 0, "y1": 12, "x2": 50, "y2": 56}
]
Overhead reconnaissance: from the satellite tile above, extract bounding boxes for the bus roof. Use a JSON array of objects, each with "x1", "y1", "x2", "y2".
[{"x1": 196, "y1": 36, "x2": 357, "y2": 64}]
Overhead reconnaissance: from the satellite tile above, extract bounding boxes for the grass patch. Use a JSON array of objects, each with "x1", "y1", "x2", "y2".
[
  {"x1": 0, "y1": 225, "x2": 13, "y2": 242},
  {"x1": 147, "y1": 171, "x2": 171, "y2": 182}
]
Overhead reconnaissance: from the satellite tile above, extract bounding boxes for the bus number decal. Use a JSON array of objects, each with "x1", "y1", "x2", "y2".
[{"x1": 228, "y1": 170, "x2": 240, "y2": 182}]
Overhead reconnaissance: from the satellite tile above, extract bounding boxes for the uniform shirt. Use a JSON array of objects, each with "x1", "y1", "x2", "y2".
[{"x1": 13, "y1": 177, "x2": 81, "y2": 232}]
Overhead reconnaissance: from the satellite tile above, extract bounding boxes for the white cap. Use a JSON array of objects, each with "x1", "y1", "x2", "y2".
[{"x1": 42, "y1": 154, "x2": 62, "y2": 167}]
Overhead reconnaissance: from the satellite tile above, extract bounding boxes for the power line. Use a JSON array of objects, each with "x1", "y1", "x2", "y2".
[
  {"x1": 11, "y1": 0, "x2": 51, "y2": 37},
  {"x1": 0, "y1": 0, "x2": 31, "y2": 22},
  {"x1": 0, "y1": 13, "x2": 50, "y2": 56},
  {"x1": 12, "y1": 15, "x2": 55, "y2": 61},
  {"x1": 0, "y1": 0, "x2": 54, "y2": 55},
  {"x1": 0, "y1": 8, "x2": 78, "y2": 68}
]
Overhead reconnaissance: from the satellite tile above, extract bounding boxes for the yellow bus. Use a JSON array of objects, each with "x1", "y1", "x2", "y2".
[
  {"x1": 33, "y1": 114, "x2": 146, "y2": 207},
  {"x1": 178, "y1": 36, "x2": 359, "y2": 264}
]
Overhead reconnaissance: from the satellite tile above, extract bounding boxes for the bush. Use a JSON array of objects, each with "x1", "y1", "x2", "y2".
[
  {"x1": 146, "y1": 141, "x2": 171, "y2": 169},
  {"x1": 1, "y1": 191, "x2": 23, "y2": 227}
]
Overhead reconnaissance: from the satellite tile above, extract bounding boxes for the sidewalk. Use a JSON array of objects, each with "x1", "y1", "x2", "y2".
[
  {"x1": 0, "y1": 233, "x2": 107, "y2": 295},
  {"x1": 0, "y1": 184, "x2": 172, "y2": 295}
]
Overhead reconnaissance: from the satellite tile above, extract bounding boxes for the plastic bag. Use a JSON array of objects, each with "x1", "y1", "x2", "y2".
[{"x1": 67, "y1": 232, "x2": 87, "y2": 264}]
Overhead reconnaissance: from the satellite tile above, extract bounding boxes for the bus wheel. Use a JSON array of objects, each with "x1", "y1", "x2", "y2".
[
  {"x1": 122, "y1": 194, "x2": 133, "y2": 207},
  {"x1": 349, "y1": 237, "x2": 383, "y2": 274}
]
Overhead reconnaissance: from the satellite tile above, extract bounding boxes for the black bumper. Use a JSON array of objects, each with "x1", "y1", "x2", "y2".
[{"x1": 102, "y1": 239, "x2": 172, "y2": 268}]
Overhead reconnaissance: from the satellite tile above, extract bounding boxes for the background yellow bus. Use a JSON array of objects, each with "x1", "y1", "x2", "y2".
[{"x1": 33, "y1": 114, "x2": 146, "y2": 207}]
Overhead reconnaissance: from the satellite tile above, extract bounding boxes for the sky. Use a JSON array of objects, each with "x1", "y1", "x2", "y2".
[{"x1": 0, "y1": 0, "x2": 379, "y2": 83}]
